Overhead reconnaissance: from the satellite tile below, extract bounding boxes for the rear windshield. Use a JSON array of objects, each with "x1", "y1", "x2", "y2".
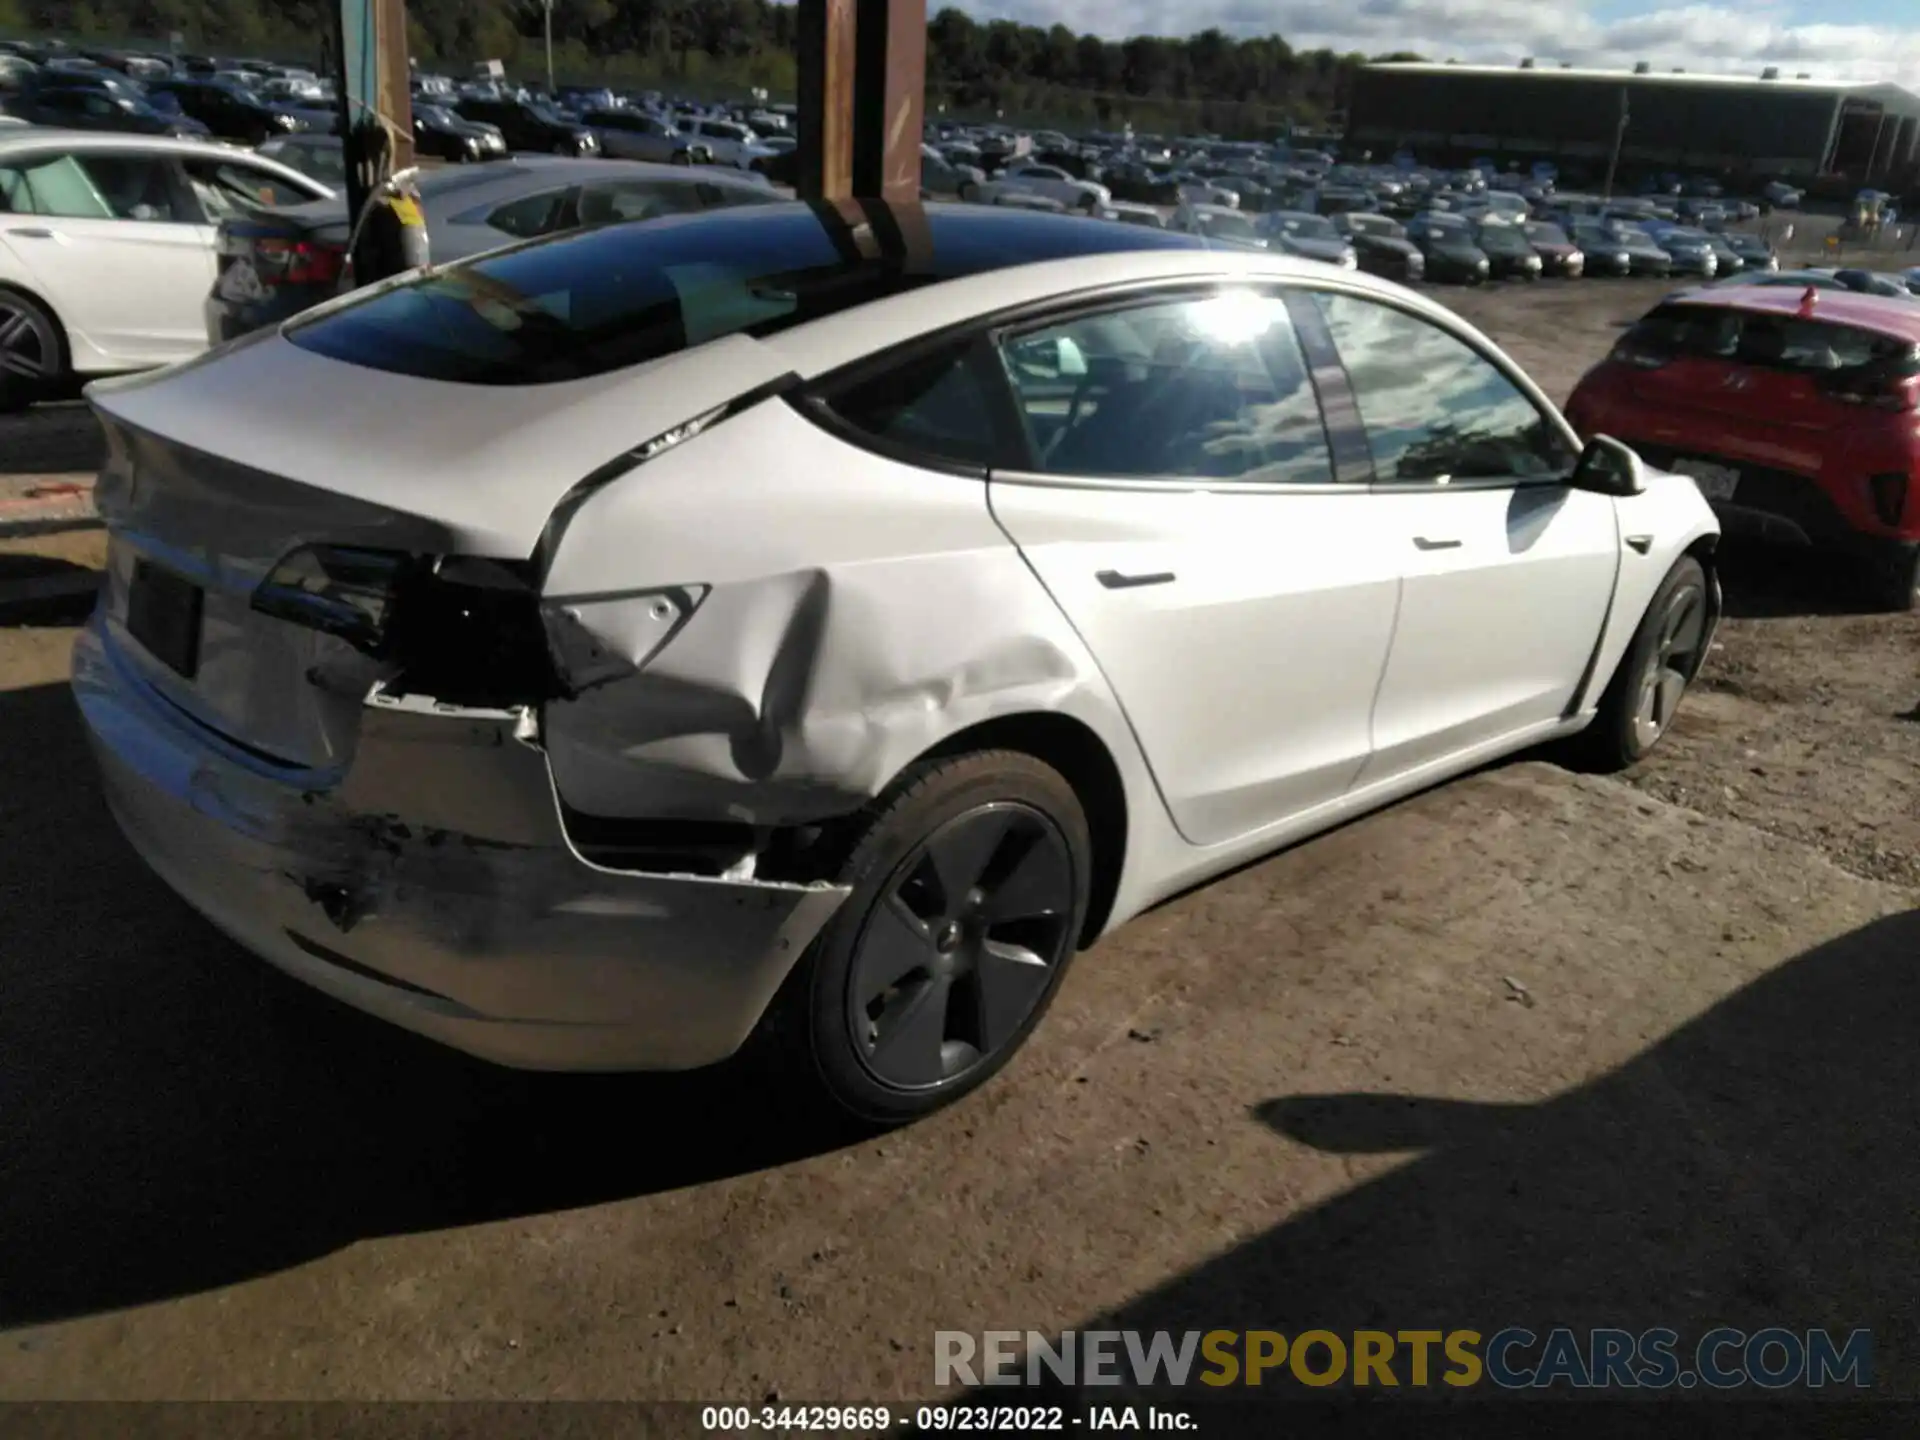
[
  {"x1": 286, "y1": 202, "x2": 1200, "y2": 384},
  {"x1": 1623, "y1": 302, "x2": 1920, "y2": 376}
]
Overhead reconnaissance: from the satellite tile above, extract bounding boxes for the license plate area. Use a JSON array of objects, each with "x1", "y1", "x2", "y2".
[
  {"x1": 126, "y1": 559, "x2": 203, "y2": 678},
  {"x1": 1672, "y1": 457, "x2": 1741, "y2": 501}
]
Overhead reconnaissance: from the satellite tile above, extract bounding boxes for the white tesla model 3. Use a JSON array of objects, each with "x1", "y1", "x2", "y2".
[{"x1": 73, "y1": 201, "x2": 1721, "y2": 1123}]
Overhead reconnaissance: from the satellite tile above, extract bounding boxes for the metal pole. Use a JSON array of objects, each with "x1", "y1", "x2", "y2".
[
  {"x1": 544, "y1": 0, "x2": 555, "y2": 95},
  {"x1": 1602, "y1": 88, "x2": 1628, "y2": 200}
]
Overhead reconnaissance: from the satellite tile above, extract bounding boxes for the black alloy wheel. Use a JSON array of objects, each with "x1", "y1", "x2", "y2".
[
  {"x1": 762, "y1": 750, "x2": 1092, "y2": 1126},
  {"x1": 0, "y1": 290, "x2": 62, "y2": 412},
  {"x1": 848, "y1": 801, "x2": 1076, "y2": 1091}
]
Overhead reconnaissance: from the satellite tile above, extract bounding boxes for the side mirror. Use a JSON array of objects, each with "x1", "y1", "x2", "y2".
[{"x1": 1570, "y1": 434, "x2": 1647, "y2": 497}]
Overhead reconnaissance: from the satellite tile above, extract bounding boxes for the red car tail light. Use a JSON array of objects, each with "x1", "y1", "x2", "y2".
[
  {"x1": 1607, "y1": 338, "x2": 1670, "y2": 370},
  {"x1": 1826, "y1": 374, "x2": 1920, "y2": 412},
  {"x1": 252, "y1": 545, "x2": 418, "y2": 650},
  {"x1": 252, "y1": 237, "x2": 346, "y2": 288},
  {"x1": 1869, "y1": 473, "x2": 1910, "y2": 528}
]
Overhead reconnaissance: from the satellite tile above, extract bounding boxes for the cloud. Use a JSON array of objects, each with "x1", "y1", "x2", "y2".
[{"x1": 955, "y1": 0, "x2": 1920, "y2": 89}]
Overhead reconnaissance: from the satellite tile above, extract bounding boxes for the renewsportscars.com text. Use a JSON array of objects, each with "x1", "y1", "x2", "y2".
[{"x1": 936, "y1": 1327, "x2": 1873, "y2": 1390}]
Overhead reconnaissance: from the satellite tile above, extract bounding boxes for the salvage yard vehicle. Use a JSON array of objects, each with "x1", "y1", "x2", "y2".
[
  {"x1": 75, "y1": 202, "x2": 1722, "y2": 1124},
  {"x1": 1565, "y1": 285, "x2": 1920, "y2": 610},
  {"x1": 204, "y1": 156, "x2": 778, "y2": 343},
  {"x1": 0, "y1": 130, "x2": 331, "y2": 409}
]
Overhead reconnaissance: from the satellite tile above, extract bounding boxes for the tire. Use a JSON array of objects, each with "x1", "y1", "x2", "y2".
[
  {"x1": 958, "y1": 181, "x2": 977, "y2": 203},
  {"x1": 0, "y1": 287, "x2": 66, "y2": 414},
  {"x1": 1862, "y1": 539, "x2": 1920, "y2": 613},
  {"x1": 760, "y1": 750, "x2": 1092, "y2": 1127},
  {"x1": 553, "y1": 141, "x2": 573, "y2": 156},
  {"x1": 670, "y1": 150, "x2": 692, "y2": 166},
  {"x1": 1077, "y1": 193, "x2": 1099, "y2": 213},
  {"x1": 1563, "y1": 556, "x2": 1712, "y2": 773}
]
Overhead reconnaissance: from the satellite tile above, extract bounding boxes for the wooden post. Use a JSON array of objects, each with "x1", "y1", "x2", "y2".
[
  {"x1": 336, "y1": 0, "x2": 415, "y2": 226},
  {"x1": 794, "y1": 0, "x2": 857, "y2": 200},
  {"x1": 850, "y1": 0, "x2": 925, "y2": 201}
]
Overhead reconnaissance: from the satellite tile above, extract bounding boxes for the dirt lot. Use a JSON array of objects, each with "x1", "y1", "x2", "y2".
[{"x1": 0, "y1": 272, "x2": 1914, "y2": 1406}]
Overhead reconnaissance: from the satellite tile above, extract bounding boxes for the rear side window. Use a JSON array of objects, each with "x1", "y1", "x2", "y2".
[
  {"x1": 1622, "y1": 303, "x2": 1919, "y2": 375},
  {"x1": 823, "y1": 344, "x2": 1002, "y2": 467},
  {"x1": 487, "y1": 187, "x2": 572, "y2": 239}
]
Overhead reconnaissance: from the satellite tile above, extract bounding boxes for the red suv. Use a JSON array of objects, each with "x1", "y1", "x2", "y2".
[{"x1": 1565, "y1": 285, "x2": 1920, "y2": 610}]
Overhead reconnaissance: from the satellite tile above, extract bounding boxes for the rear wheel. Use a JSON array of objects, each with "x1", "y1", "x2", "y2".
[
  {"x1": 1862, "y1": 539, "x2": 1920, "y2": 613},
  {"x1": 762, "y1": 751, "x2": 1091, "y2": 1126},
  {"x1": 1564, "y1": 556, "x2": 1711, "y2": 773},
  {"x1": 0, "y1": 288, "x2": 64, "y2": 414},
  {"x1": 958, "y1": 181, "x2": 977, "y2": 202}
]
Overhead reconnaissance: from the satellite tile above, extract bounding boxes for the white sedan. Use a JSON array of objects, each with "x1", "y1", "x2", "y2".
[
  {"x1": 975, "y1": 161, "x2": 1110, "y2": 212},
  {"x1": 74, "y1": 202, "x2": 1721, "y2": 1124},
  {"x1": 0, "y1": 129, "x2": 331, "y2": 408}
]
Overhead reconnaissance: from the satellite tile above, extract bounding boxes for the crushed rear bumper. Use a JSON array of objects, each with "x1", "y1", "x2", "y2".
[{"x1": 73, "y1": 616, "x2": 849, "y2": 1071}]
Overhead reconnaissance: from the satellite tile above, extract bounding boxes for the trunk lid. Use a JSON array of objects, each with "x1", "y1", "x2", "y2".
[
  {"x1": 87, "y1": 328, "x2": 795, "y2": 557},
  {"x1": 87, "y1": 329, "x2": 795, "y2": 767}
]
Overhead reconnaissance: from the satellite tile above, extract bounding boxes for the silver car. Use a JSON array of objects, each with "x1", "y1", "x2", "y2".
[{"x1": 81, "y1": 202, "x2": 1720, "y2": 1124}]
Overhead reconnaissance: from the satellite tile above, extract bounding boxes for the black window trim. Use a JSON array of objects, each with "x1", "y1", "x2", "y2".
[
  {"x1": 796, "y1": 332, "x2": 1023, "y2": 479},
  {"x1": 1288, "y1": 277, "x2": 1584, "y2": 495}
]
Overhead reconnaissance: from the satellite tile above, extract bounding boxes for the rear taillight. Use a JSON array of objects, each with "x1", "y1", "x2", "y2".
[
  {"x1": 252, "y1": 236, "x2": 346, "y2": 287},
  {"x1": 252, "y1": 545, "x2": 417, "y2": 650},
  {"x1": 1828, "y1": 375, "x2": 1920, "y2": 412},
  {"x1": 255, "y1": 547, "x2": 567, "y2": 705},
  {"x1": 1869, "y1": 473, "x2": 1910, "y2": 527},
  {"x1": 1608, "y1": 340, "x2": 1669, "y2": 370}
]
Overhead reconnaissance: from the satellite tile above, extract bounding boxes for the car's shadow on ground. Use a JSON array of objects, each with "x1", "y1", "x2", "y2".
[
  {"x1": 1713, "y1": 537, "x2": 1890, "y2": 620},
  {"x1": 957, "y1": 906, "x2": 1919, "y2": 1423},
  {"x1": 0, "y1": 680, "x2": 860, "y2": 1328}
]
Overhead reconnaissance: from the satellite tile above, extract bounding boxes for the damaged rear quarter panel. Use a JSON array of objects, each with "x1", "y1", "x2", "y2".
[{"x1": 536, "y1": 397, "x2": 1148, "y2": 831}]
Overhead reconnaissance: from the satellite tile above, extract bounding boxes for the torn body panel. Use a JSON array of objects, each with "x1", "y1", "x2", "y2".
[
  {"x1": 535, "y1": 399, "x2": 1152, "y2": 838},
  {"x1": 74, "y1": 618, "x2": 849, "y2": 1071}
]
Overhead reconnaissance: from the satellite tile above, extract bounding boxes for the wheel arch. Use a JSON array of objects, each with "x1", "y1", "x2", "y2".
[{"x1": 910, "y1": 710, "x2": 1129, "y2": 949}]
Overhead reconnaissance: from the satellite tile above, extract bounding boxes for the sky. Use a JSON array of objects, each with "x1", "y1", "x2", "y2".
[{"x1": 959, "y1": 0, "x2": 1920, "y2": 89}]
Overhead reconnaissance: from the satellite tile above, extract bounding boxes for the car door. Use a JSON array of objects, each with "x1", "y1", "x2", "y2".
[
  {"x1": 0, "y1": 148, "x2": 211, "y2": 366},
  {"x1": 1303, "y1": 288, "x2": 1620, "y2": 786},
  {"x1": 985, "y1": 287, "x2": 1401, "y2": 848}
]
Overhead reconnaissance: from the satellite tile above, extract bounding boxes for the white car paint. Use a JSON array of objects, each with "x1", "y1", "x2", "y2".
[
  {"x1": 75, "y1": 211, "x2": 1720, "y2": 1084},
  {"x1": 0, "y1": 130, "x2": 330, "y2": 375},
  {"x1": 976, "y1": 163, "x2": 1111, "y2": 212}
]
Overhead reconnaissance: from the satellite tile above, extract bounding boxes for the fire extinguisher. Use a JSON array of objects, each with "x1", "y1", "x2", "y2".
[{"x1": 346, "y1": 165, "x2": 430, "y2": 288}]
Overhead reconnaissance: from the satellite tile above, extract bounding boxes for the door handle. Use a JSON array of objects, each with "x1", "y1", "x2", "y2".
[
  {"x1": 1412, "y1": 536, "x2": 1462, "y2": 551},
  {"x1": 6, "y1": 227, "x2": 61, "y2": 241},
  {"x1": 1096, "y1": 569, "x2": 1177, "y2": 589}
]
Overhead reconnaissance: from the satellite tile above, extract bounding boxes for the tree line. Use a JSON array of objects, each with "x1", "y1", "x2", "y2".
[{"x1": 3, "y1": 0, "x2": 1427, "y2": 137}]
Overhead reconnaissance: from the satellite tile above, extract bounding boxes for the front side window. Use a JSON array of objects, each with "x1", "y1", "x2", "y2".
[
  {"x1": 997, "y1": 290, "x2": 1335, "y2": 484},
  {"x1": 1313, "y1": 292, "x2": 1574, "y2": 483},
  {"x1": 0, "y1": 152, "x2": 178, "y2": 221}
]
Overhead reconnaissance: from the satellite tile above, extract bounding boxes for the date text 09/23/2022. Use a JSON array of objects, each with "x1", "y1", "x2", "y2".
[{"x1": 700, "y1": 1405, "x2": 1193, "y2": 1431}]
